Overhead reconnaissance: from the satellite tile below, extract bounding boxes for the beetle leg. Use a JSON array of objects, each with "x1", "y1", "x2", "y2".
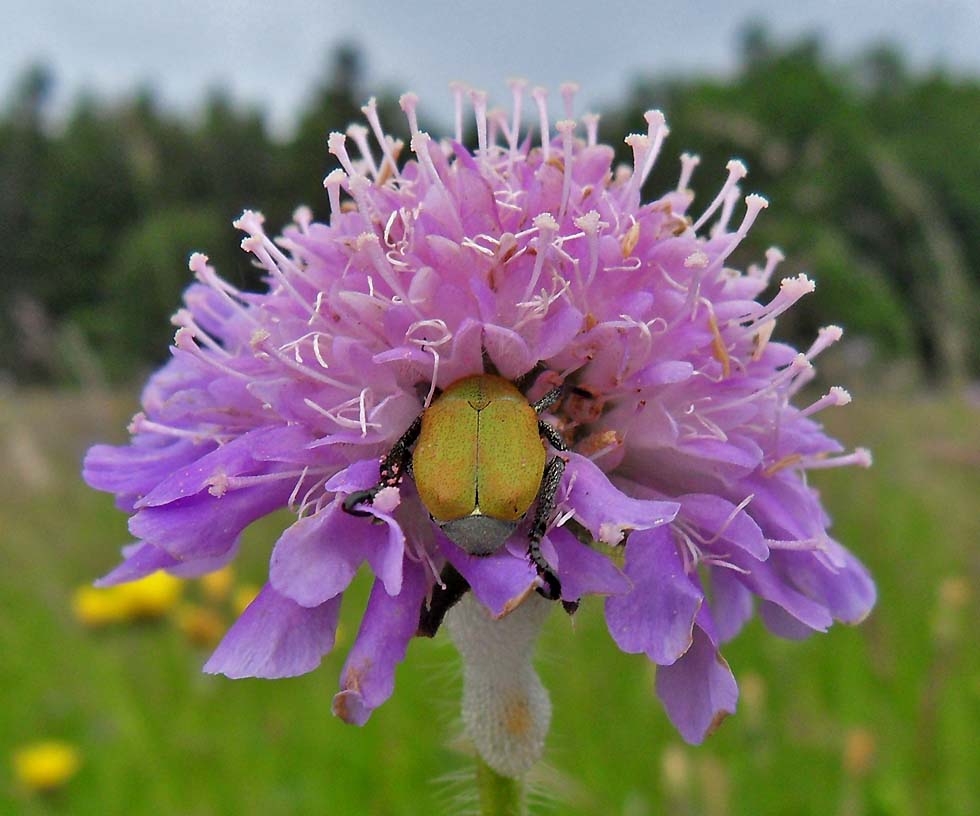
[
  {"x1": 538, "y1": 419, "x2": 567, "y2": 452},
  {"x1": 528, "y1": 454, "x2": 566, "y2": 600},
  {"x1": 342, "y1": 414, "x2": 423, "y2": 516},
  {"x1": 532, "y1": 385, "x2": 563, "y2": 414},
  {"x1": 417, "y1": 562, "x2": 470, "y2": 637}
]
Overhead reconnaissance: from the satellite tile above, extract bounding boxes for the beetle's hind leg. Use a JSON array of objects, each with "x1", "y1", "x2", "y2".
[
  {"x1": 527, "y1": 454, "x2": 566, "y2": 600},
  {"x1": 342, "y1": 414, "x2": 423, "y2": 516}
]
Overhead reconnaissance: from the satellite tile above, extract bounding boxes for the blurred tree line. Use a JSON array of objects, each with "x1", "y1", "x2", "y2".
[{"x1": 0, "y1": 32, "x2": 977, "y2": 386}]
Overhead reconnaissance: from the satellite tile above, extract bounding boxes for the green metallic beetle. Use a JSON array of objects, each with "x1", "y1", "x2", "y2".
[{"x1": 343, "y1": 373, "x2": 568, "y2": 618}]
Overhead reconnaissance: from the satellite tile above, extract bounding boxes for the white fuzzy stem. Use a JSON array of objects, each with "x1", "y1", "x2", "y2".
[{"x1": 446, "y1": 593, "x2": 552, "y2": 779}]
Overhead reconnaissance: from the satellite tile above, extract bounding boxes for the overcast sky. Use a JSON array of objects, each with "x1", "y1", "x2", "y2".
[{"x1": 4, "y1": 0, "x2": 979, "y2": 133}]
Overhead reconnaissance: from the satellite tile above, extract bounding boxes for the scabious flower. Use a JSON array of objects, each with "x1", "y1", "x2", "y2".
[{"x1": 84, "y1": 82, "x2": 874, "y2": 753}]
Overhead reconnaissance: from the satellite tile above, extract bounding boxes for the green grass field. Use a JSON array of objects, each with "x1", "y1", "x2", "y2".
[{"x1": 1, "y1": 388, "x2": 977, "y2": 815}]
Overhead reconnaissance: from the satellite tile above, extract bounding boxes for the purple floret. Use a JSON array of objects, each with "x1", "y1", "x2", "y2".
[{"x1": 84, "y1": 84, "x2": 874, "y2": 744}]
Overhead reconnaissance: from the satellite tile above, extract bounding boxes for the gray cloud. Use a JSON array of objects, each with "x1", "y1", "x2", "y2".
[{"x1": 4, "y1": 0, "x2": 978, "y2": 133}]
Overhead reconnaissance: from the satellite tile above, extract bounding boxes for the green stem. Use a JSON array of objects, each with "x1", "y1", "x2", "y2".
[{"x1": 476, "y1": 756, "x2": 527, "y2": 816}]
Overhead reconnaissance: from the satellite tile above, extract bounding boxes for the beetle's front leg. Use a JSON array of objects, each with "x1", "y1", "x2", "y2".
[
  {"x1": 342, "y1": 415, "x2": 423, "y2": 516},
  {"x1": 527, "y1": 454, "x2": 566, "y2": 600}
]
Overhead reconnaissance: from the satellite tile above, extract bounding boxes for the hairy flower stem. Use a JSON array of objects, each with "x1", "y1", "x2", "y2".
[
  {"x1": 476, "y1": 757, "x2": 526, "y2": 816},
  {"x1": 446, "y1": 593, "x2": 551, "y2": 810}
]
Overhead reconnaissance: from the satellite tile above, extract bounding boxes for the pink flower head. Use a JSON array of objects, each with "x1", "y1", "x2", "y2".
[{"x1": 84, "y1": 84, "x2": 874, "y2": 744}]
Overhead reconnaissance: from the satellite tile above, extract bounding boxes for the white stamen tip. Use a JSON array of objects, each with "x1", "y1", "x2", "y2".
[
  {"x1": 822, "y1": 325, "x2": 844, "y2": 342},
  {"x1": 727, "y1": 159, "x2": 749, "y2": 179},
  {"x1": 560, "y1": 81, "x2": 579, "y2": 118},
  {"x1": 233, "y1": 210, "x2": 265, "y2": 234},
  {"x1": 399, "y1": 92, "x2": 420, "y2": 135},
  {"x1": 678, "y1": 152, "x2": 701, "y2": 191},
  {"x1": 359, "y1": 96, "x2": 377, "y2": 117},
  {"x1": 574, "y1": 210, "x2": 602, "y2": 234},
  {"x1": 582, "y1": 112, "x2": 600, "y2": 145},
  {"x1": 781, "y1": 273, "x2": 816, "y2": 296},
  {"x1": 599, "y1": 522, "x2": 628, "y2": 546},
  {"x1": 791, "y1": 353, "x2": 812, "y2": 371},
  {"x1": 354, "y1": 231, "x2": 380, "y2": 252},
  {"x1": 346, "y1": 122, "x2": 368, "y2": 140},
  {"x1": 173, "y1": 326, "x2": 194, "y2": 346},
  {"x1": 206, "y1": 473, "x2": 229, "y2": 498},
  {"x1": 854, "y1": 448, "x2": 873, "y2": 467},
  {"x1": 830, "y1": 386, "x2": 852, "y2": 405},
  {"x1": 644, "y1": 109, "x2": 666, "y2": 129},
  {"x1": 533, "y1": 212, "x2": 559, "y2": 232},
  {"x1": 323, "y1": 168, "x2": 346, "y2": 188},
  {"x1": 188, "y1": 252, "x2": 209, "y2": 273},
  {"x1": 684, "y1": 251, "x2": 710, "y2": 269}
]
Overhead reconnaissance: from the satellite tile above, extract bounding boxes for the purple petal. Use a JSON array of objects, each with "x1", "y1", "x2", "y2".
[
  {"x1": 129, "y1": 479, "x2": 290, "y2": 560},
  {"x1": 656, "y1": 626, "x2": 738, "y2": 744},
  {"x1": 679, "y1": 493, "x2": 768, "y2": 560},
  {"x1": 362, "y1": 504, "x2": 408, "y2": 596},
  {"x1": 249, "y1": 424, "x2": 339, "y2": 464},
  {"x1": 758, "y1": 601, "x2": 817, "y2": 640},
  {"x1": 83, "y1": 438, "x2": 209, "y2": 511},
  {"x1": 204, "y1": 584, "x2": 341, "y2": 679},
  {"x1": 605, "y1": 527, "x2": 703, "y2": 664},
  {"x1": 529, "y1": 303, "x2": 584, "y2": 361},
  {"x1": 483, "y1": 323, "x2": 534, "y2": 380},
  {"x1": 709, "y1": 566, "x2": 755, "y2": 643},
  {"x1": 332, "y1": 561, "x2": 428, "y2": 725},
  {"x1": 549, "y1": 527, "x2": 630, "y2": 600},
  {"x1": 742, "y1": 471, "x2": 827, "y2": 541},
  {"x1": 563, "y1": 452, "x2": 679, "y2": 545},
  {"x1": 729, "y1": 550, "x2": 833, "y2": 633},
  {"x1": 269, "y1": 502, "x2": 372, "y2": 607},
  {"x1": 779, "y1": 543, "x2": 876, "y2": 625},
  {"x1": 95, "y1": 541, "x2": 239, "y2": 586},
  {"x1": 629, "y1": 360, "x2": 695, "y2": 388},
  {"x1": 95, "y1": 542, "x2": 178, "y2": 586},
  {"x1": 439, "y1": 535, "x2": 538, "y2": 617},
  {"x1": 136, "y1": 426, "x2": 284, "y2": 508},
  {"x1": 324, "y1": 458, "x2": 381, "y2": 493}
]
